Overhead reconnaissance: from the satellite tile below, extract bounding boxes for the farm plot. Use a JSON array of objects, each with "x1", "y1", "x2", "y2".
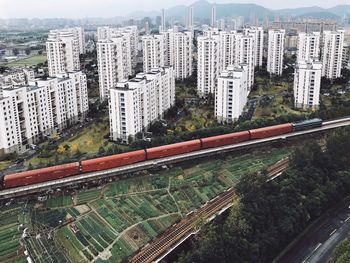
[
  {"x1": 25, "y1": 232, "x2": 70, "y2": 263},
  {"x1": 97, "y1": 214, "x2": 181, "y2": 263},
  {"x1": 57, "y1": 211, "x2": 117, "y2": 261},
  {"x1": 103, "y1": 174, "x2": 169, "y2": 198},
  {"x1": 170, "y1": 148, "x2": 292, "y2": 213},
  {"x1": 91, "y1": 191, "x2": 179, "y2": 233},
  {"x1": 0, "y1": 208, "x2": 26, "y2": 262},
  {"x1": 44, "y1": 194, "x2": 73, "y2": 208},
  {"x1": 76, "y1": 189, "x2": 102, "y2": 205},
  {"x1": 33, "y1": 145, "x2": 294, "y2": 262}
]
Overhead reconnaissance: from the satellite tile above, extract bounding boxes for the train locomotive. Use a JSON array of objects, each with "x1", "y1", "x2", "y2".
[{"x1": 0, "y1": 119, "x2": 323, "y2": 190}]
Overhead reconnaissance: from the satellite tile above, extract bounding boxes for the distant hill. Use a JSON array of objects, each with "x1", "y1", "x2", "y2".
[
  {"x1": 126, "y1": 1, "x2": 349, "y2": 21},
  {"x1": 295, "y1": 11, "x2": 341, "y2": 20},
  {"x1": 328, "y1": 5, "x2": 350, "y2": 17},
  {"x1": 276, "y1": 6, "x2": 325, "y2": 16},
  {"x1": 166, "y1": 0, "x2": 272, "y2": 20}
]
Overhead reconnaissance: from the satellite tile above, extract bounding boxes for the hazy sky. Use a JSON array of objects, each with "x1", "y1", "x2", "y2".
[{"x1": 1, "y1": 0, "x2": 349, "y2": 18}]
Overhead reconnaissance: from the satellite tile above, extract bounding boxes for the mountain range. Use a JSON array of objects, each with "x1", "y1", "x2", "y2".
[{"x1": 127, "y1": 0, "x2": 350, "y2": 21}]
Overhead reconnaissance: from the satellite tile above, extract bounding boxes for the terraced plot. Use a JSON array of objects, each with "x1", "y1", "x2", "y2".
[
  {"x1": 21, "y1": 146, "x2": 293, "y2": 262},
  {"x1": 0, "y1": 207, "x2": 27, "y2": 263}
]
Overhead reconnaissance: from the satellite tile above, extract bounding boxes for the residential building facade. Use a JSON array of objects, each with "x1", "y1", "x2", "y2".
[
  {"x1": 97, "y1": 36, "x2": 132, "y2": 99},
  {"x1": 297, "y1": 32, "x2": 320, "y2": 62},
  {"x1": 46, "y1": 29, "x2": 80, "y2": 77},
  {"x1": 321, "y1": 30, "x2": 345, "y2": 79},
  {"x1": 109, "y1": 67, "x2": 175, "y2": 143},
  {"x1": 142, "y1": 35, "x2": 166, "y2": 73},
  {"x1": 215, "y1": 64, "x2": 248, "y2": 123},
  {"x1": 294, "y1": 60, "x2": 322, "y2": 109},
  {"x1": 267, "y1": 29, "x2": 285, "y2": 75},
  {"x1": 0, "y1": 71, "x2": 88, "y2": 156}
]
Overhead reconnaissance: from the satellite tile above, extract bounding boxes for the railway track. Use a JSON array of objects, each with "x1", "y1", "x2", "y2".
[
  {"x1": 130, "y1": 189, "x2": 236, "y2": 263},
  {"x1": 129, "y1": 156, "x2": 294, "y2": 263},
  {"x1": 1, "y1": 117, "x2": 350, "y2": 200}
]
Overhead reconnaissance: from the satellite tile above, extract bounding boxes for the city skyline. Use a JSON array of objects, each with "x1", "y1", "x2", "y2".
[{"x1": 1, "y1": 0, "x2": 349, "y2": 19}]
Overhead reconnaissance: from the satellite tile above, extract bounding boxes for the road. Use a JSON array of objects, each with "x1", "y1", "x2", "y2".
[{"x1": 275, "y1": 199, "x2": 350, "y2": 263}]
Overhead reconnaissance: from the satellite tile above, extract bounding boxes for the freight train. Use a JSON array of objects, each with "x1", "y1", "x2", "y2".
[{"x1": 0, "y1": 119, "x2": 323, "y2": 190}]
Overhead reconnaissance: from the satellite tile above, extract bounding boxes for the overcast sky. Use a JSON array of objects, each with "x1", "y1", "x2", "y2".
[{"x1": 1, "y1": 0, "x2": 349, "y2": 18}]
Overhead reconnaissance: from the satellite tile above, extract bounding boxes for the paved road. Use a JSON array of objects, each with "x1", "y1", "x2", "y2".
[{"x1": 275, "y1": 199, "x2": 350, "y2": 263}]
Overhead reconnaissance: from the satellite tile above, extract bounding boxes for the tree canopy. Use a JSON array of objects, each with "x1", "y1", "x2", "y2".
[{"x1": 177, "y1": 127, "x2": 350, "y2": 263}]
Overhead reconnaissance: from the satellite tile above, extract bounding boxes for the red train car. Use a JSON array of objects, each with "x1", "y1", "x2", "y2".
[
  {"x1": 4, "y1": 162, "x2": 80, "y2": 189},
  {"x1": 201, "y1": 131, "x2": 250, "y2": 149},
  {"x1": 249, "y1": 123, "x2": 293, "y2": 140},
  {"x1": 81, "y1": 150, "x2": 146, "y2": 173},
  {"x1": 146, "y1": 140, "x2": 201, "y2": 160}
]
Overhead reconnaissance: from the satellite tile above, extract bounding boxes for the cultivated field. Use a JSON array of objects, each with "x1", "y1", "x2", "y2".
[
  {"x1": 1, "y1": 145, "x2": 293, "y2": 262},
  {"x1": 27, "y1": 146, "x2": 293, "y2": 262},
  {"x1": 4, "y1": 55, "x2": 47, "y2": 67}
]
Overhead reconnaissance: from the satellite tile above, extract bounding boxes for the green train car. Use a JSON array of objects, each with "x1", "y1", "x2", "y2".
[{"x1": 292, "y1": 118, "x2": 323, "y2": 132}]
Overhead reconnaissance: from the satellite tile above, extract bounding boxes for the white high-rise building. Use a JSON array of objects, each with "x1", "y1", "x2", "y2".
[
  {"x1": 46, "y1": 30, "x2": 80, "y2": 77},
  {"x1": 188, "y1": 7, "x2": 194, "y2": 29},
  {"x1": 244, "y1": 26, "x2": 264, "y2": 67},
  {"x1": 109, "y1": 67, "x2": 175, "y2": 143},
  {"x1": 97, "y1": 26, "x2": 139, "y2": 71},
  {"x1": 294, "y1": 60, "x2": 322, "y2": 109},
  {"x1": 267, "y1": 29, "x2": 285, "y2": 75},
  {"x1": 97, "y1": 36, "x2": 132, "y2": 99},
  {"x1": 69, "y1": 27, "x2": 86, "y2": 54},
  {"x1": 219, "y1": 19, "x2": 225, "y2": 31},
  {"x1": 321, "y1": 30, "x2": 345, "y2": 79},
  {"x1": 297, "y1": 32, "x2": 320, "y2": 62},
  {"x1": 158, "y1": 29, "x2": 193, "y2": 80},
  {"x1": 197, "y1": 33, "x2": 220, "y2": 96},
  {"x1": 0, "y1": 71, "x2": 88, "y2": 156},
  {"x1": 173, "y1": 31, "x2": 193, "y2": 80},
  {"x1": 198, "y1": 29, "x2": 256, "y2": 96},
  {"x1": 215, "y1": 64, "x2": 248, "y2": 123},
  {"x1": 211, "y1": 6, "x2": 217, "y2": 27},
  {"x1": 343, "y1": 44, "x2": 350, "y2": 69},
  {"x1": 142, "y1": 35, "x2": 166, "y2": 73},
  {"x1": 161, "y1": 9, "x2": 166, "y2": 31},
  {"x1": 219, "y1": 31, "x2": 255, "y2": 90}
]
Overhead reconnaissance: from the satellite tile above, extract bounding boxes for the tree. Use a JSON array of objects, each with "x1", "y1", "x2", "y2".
[
  {"x1": 98, "y1": 146, "x2": 105, "y2": 155},
  {"x1": 63, "y1": 144, "x2": 70, "y2": 152},
  {"x1": 57, "y1": 145, "x2": 65, "y2": 154}
]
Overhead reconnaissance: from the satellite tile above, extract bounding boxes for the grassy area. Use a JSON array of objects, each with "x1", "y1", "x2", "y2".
[
  {"x1": 176, "y1": 84, "x2": 197, "y2": 100},
  {"x1": 4, "y1": 55, "x2": 47, "y2": 67},
  {"x1": 0, "y1": 161, "x2": 12, "y2": 172},
  {"x1": 175, "y1": 104, "x2": 215, "y2": 132},
  {"x1": 26, "y1": 118, "x2": 126, "y2": 168},
  {"x1": 253, "y1": 96, "x2": 307, "y2": 120},
  {"x1": 250, "y1": 77, "x2": 291, "y2": 97}
]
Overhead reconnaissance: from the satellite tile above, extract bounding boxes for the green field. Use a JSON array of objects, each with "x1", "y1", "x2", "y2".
[
  {"x1": 2, "y1": 144, "x2": 294, "y2": 263},
  {"x1": 0, "y1": 161, "x2": 11, "y2": 172},
  {"x1": 4, "y1": 55, "x2": 47, "y2": 67},
  {"x1": 35, "y1": 146, "x2": 293, "y2": 262},
  {"x1": 0, "y1": 208, "x2": 26, "y2": 262},
  {"x1": 26, "y1": 118, "x2": 126, "y2": 168}
]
